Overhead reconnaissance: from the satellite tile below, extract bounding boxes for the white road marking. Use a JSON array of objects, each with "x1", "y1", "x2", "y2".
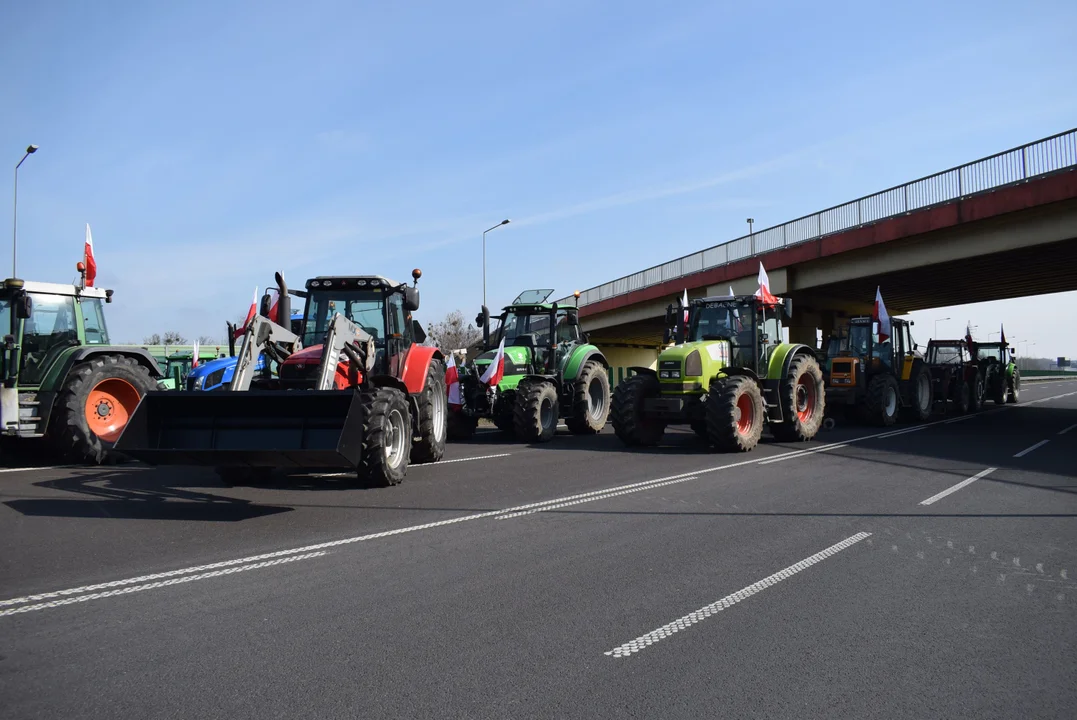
[
  {"x1": 420, "y1": 453, "x2": 512, "y2": 466},
  {"x1": 1013, "y1": 440, "x2": 1050, "y2": 458},
  {"x1": 757, "y1": 443, "x2": 848, "y2": 465},
  {"x1": 0, "y1": 552, "x2": 327, "y2": 617},
  {"x1": 919, "y1": 467, "x2": 997, "y2": 506},
  {"x1": 496, "y1": 477, "x2": 698, "y2": 520},
  {"x1": 0, "y1": 465, "x2": 73, "y2": 474},
  {"x1": 943, "y1": 415, "x2": 977, "y2": 424},
  {"x1": 604, "y1": 532, "x2": 872, "y2": 658},
  {"x1": 876, "y1": 425, "x2": 928, "y2": 439},
  {"x1": 1058, "y1": 423, "x2": 1077, "y2": 436}
]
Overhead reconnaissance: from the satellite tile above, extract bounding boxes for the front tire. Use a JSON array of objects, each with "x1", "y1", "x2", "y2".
[
  {"x1": 1008, "y1": 368, "x2": 1021, "y2": 403},
  {"x1": 565, "y1": 360, "x2": 610, "y2": 435},
  {"x1": 968, "y1": 368, "x2": 985, "y2": 412},
  {"x1": 514, "y1": 380, "x2": 559, "y2": 443},
  {"x1": 707, "y1": 376, "x2": 764, "y2": 452},
  {"x1": 50, "y1": 355, "x2": 157, "y2": 464},
  {"x1": 610, "y1": 373, "x2": 666, "y2": 446},
  {"x1": 357, "y1": 387, "x2": 411, "y2": 487},
  {"x1": 771, "y1": 353, "x2": 825, "y2": 442},
  {"x1": 862, "y1": 374, "x2": 899, "y2": 426},
  {"x1": 410, "y1": 358, "x2": 447, "y2": 463},
  {"x1": 902, "y1": 363, "x2": 933, "y2": 422}
]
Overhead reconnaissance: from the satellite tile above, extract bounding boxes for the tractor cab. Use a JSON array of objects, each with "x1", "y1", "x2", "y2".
[
  {"x1": 974, "y1": 342, "x2": 1013, "y2": 366},
  {"x1": 483, "y1": 289, "x2": 583, "y2": 375},
  {"x1": 680, "y1": 295, "x2": 790, "y2": 376}
]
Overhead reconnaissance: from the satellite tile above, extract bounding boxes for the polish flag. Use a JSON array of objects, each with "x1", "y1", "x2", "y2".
[
  {"x1": 84, "y1": 224, "x2": 98, "y2": 287},
  {"x1": 265, "y1": 288, "x2": 281, "y2": 324},
  {"x1": 965, "y1": 322, "x2": 975, "y2": 355},
  {"x1": 728, "y1": 285, "x2": 735, "y2": 298},
  {"x1": 1000, "y1": 324, "x2": 1007, "y2": 347},
  {"x1": 192, "y1": 339, "x2": 200, "y2": 368},
  {"x1": 479, "y1": 338, "x2": 506, "y2": 386},
  {"x1": 754, "y1": 262, "x2": 779, "y2": 305},
  {"x1": 235, "y1": 286, "x2": 259, "y2": 339},
  {"x1": 873, "y1": 287, "x2": 891, "y2": 342},
  {"x1": 446, "y1": 354, "x2": 462, "y2": 410},
  {"x1": 681, "y1": 288, "x2": 689, "y2": 325}
]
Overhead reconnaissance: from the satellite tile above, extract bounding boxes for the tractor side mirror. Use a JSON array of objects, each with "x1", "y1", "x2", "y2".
[
  {"x1": 403, "y1": 287, "x2": 420, "y2": 312},
  {"x1": 16, "y1": 294, "x2": 31, "y2": 319},
  {"x1": 411, "y1": 319, "x2": 427, "y2": 343},
  {"x1": 784, "y1": 297, "x2": 793, "y2": 318}
]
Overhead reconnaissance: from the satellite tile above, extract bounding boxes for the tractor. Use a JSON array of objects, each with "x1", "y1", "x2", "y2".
[
  {"x1": 447, "y1": 289, "x2": 610, "y2": 443},
  {"x1": 115, "y1": 269, "x2": 447, "y2": 487},
  {"x1": 974, "y1": 341, "x2": 1021, "y2": 405},
  {"x1": 0, "y1": 271, "x2": 164, "y2": 464},
  {"x1": 610, "y1": 293, "x2": 825, "y2": 452},
  {"x1": 185, "y1": 311, "x2": 304, "y2": 391},
  {"x1": 923, "y1": 340, "x2": 986, "y2": 415},
  {"x1": 822, "y1": 316, "x2": 933, "y2": 426}
]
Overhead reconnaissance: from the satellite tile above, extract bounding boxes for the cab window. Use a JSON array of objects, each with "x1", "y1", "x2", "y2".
[
  {"x1": 20, "y1": 293, "x2": 79, "y2": 385},
  {"x1": 81, "y1": 297, "x2": 110, "y2": 345},
  {"x1": 555, "y1": 310, "x2": 579, "y2": 343}
]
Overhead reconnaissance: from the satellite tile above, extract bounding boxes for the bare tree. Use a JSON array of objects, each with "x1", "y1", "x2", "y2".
[
  {"x1": 196, "y1": 335, "x2": 216, "y2": 345},
  {"x1": 161, "y1": 330, "x2": 187, "y2": 345},
  {"x1": 427, "y1": 310, "x2": 482, "y2": 356},
  {"x1": 143, "y1": 333, "x2": 162, "y2": 345}
]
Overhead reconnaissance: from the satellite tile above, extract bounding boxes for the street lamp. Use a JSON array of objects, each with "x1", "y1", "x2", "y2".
[
  {"x1": 747, "y1": 218, "x2": 755, "y2": 253},
  {"x1": 934, "y1": 317, "x2": 950, "y2": 338},
  {"x1": 482, "y1": 219, "x2": 510, "y2": 308},
  {"x1": 12, "y1": 144, "x2": 38, "y2": 278}
]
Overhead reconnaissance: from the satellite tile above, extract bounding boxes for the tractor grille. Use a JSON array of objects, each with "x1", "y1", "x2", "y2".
[
  {"x1": 829, "y1": 358, "x2": 856, "y2": 386},
  {"x1": 279, "y1": 361, "x2": 321, "y2": 390}
]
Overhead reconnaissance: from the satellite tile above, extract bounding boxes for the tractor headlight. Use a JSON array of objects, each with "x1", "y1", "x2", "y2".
[{"x1": 659, "y1": 369, "x2": 681, "y2": 379}]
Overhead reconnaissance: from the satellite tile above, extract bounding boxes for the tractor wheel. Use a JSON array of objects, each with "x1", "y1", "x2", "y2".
[
  {"x1": 862, "y1": 374, "x2": 899, "y2": 426},
  {"x1": 357, "y1": 386, "x2": 411, "y2": 487},
  {"x1": 49, "y1": 354, "x2": 156, "y2": 464},
  {"x1": 610, "y1": 373, "x2": 666, "y2": 446},
  {"x1": 707, "y1": 376, "x2": 764, "y2": 452},
  {"x1": 968, "y1": 368, "x2": 985, "y2": 412},
  {"x1": 953, "y1": 375, "x2": 971, "y2": 414},
  {"x1": 447, "y1": 411, "x2": 478, "y2": 440},
  {"x1": 1008, "y1": 369, "x2": 1021, "y2": 403},
  {"x1": 514, "y1": 380, "x2": 559, "y2": 443},
  {"x1": 771, "y1": 353, "x2": 825, "y2": 442},
  {"x1": 990, "y1": 367, "x2": 1007, "y2": 405},
  {"x1": 410, "y1": 358, "x2": 447, "y2": 464},
  {"x1": 565, "y1": 360, "x2": 610, "y2": 435},
  {"x1": 493, "y1": 392, "x2": 516, "y2": 436},
  {"x1": 902, "y1": 363, "x2": 933, "y2": 422}
]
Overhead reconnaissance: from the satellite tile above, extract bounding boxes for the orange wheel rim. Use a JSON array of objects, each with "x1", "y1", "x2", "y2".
[
  {"x1": 795, "y1": 376, "x2": 817, "y2": 422},
  {"x1": 736, "y1": 392, "x2": 754, "y2": 434},
  {"x1": 84, "y1": 378, "x2": 142, "y2": 443}
]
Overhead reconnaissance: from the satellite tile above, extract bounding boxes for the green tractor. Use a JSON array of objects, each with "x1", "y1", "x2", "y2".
[
  {"x1": 448, "y1": 289, "x2": 610, "y2": 443},
  {"x1": 611, "y1": 293, "x2": 825, "y2": 451},
  {"x1": 0, "y1": 275, "x2": 164, "y2": 463},
  {"x1": 974, "y1": 341, "x2": 1021, "y2": 404},
  {"x1": 157, "y1": 348, "x2": 224, "y2": 390}
]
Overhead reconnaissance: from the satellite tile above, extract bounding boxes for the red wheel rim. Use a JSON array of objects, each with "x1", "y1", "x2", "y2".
[
  {"x1": 736, "y1": 392, "x2": 754, "y2": 435},
  {"x1": 795, "y1": 376, "x2": 817, "y2": 422},
  {"x1": 84, "y1": 378, "x2": 141, "y2": 443}
]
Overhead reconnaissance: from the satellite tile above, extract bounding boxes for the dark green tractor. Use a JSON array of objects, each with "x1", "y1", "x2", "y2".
[
  {"x1": 974, "y1": 341, "x2": 1021, "y2": 404},
  {"x1": 448, "y1": 289, "x2": 610, "y2": 443},
  {"x1": 611, "y1": 293, "x2": 825, "y2": 452},
  {"x1": 0, "y1": 275, "x2": 163, "y2": 463}
]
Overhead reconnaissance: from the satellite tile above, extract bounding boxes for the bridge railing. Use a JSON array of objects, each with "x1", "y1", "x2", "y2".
[{"x1": 559, "y1": 128, "x2": 1077, "y2": 307}]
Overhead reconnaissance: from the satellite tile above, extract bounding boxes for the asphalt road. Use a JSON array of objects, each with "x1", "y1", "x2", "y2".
[{"x1": 1, "y1": 379, "x2": 1075, "y2": 719}]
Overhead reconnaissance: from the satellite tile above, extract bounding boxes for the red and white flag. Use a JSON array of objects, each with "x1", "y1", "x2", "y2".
[
  {"x1": 479, "y1": 338, "x2": 506, "y2": 386},
  {"x1": 965, "y1": 322, "x2": 975, "y2": 355},
  {"x1": 681, "y1": 288, "x2": 689, "y2": 325},
  {"x1": 235, "y1": 286, "x2": 259, "y2": 339},
  {"x1": 84, "y1": 224, "x2": 98, "y2": 287},
  {"x1": 265, "y1": 288, "x2": 281, "y2": 324},
  {"x1": 873, "y1": 287, "x2": 891, "y2": 342},
  {"x1": 728, "y1": 285, "x2": 735, "y2": 298},
  {"x1": 755, "y1": 262, "x2": 779, "y2": 305},
  {"x1": 1000, "y1": 323, "x2": 1007, "y2": 347},
  {"x1": 446, "y1": 354, "x2": 462, "y2": 410},
  {"x1": 192, "y1": 339, "x2": 200, "y2": 368}
]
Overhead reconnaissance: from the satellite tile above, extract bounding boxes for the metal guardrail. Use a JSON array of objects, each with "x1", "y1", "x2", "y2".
[{"x1": 559, "y1": 128, "x2": 1077, "y2": 307}]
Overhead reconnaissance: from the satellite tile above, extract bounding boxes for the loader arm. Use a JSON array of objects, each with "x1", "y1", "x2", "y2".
[
  {"x1": 314, "y1": 313, "x2": 378, "y2": 390},
  {"x1": 230, "y1": 314, "x2": 301, "y2": 391}
]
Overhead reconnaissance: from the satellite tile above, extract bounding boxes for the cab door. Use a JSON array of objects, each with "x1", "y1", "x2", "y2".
[
  {"x1": 386, "y1": 293, "x2": 411, "y2": 378},
  {"x1": 899, "y1": 322, "x2": 916, "y2": 381}
]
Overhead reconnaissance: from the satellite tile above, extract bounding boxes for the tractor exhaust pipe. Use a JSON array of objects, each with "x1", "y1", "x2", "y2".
[
  {"x1": 477, "y1": 305, "x2": 490, "y2": 349},
  {"x1": 226, "y1": 322, "x2": 237, "y2": 357},
  {"x1": 275, "y1": 272, "x2": 291, "y2": 330}
]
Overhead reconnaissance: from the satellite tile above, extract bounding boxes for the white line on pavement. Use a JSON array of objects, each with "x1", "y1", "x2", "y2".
[
  {"x1": 0, "y1": 465, "x2": 72, "y2": 474},
  {"x1": 919, "y1": 467, "x2": 997, "y2": 506},
  {"x1": 876, "y1": 425, "x2": 928, "y2": 439},
  {"x1": 0, "y1": 552, "x2": 328, "y2": 617},
  {"x1": 420, "y1": 453, "x2": 512, "y2": 466},
  {"x1": 757, "y1": 443, "x2": 848, "y2": 465},
  {"x1": 604, "y1": 532, "x2": 872, "y2": 658},
  {"x1": 1014, "y1": 440, "x2": 1050, "y2": 458},
  {"x1": 943, "y1": 415, "x2": 977, "y2": 424},
  {"x1": 496, "y1": 477, "x2": 698, "y2": 520},
  {"x1": 1059, "y1": 423, "x2": 1077, "y2": 436}
]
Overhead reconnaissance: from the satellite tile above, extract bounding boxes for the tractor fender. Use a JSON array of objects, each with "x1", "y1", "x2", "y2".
[
  {"x1": 399, "y1": 345, "x2": 443, "y2": 394},
  {"x1": 560, "y1": 344, "x2": 607, "y2": 381},
  {"x1": 42, "y1": 346, "x2": 164, "y2": 390},
  {"x1": 766, "y1": 343, "x2": 815, "y2": 381},
  {"x1": 717, "y1": 367, "x2": 761, "y2": 383},
  {"x1": 627, "y1": 366, "x2": 657, "y2": 379},
  {"x1": 371, "y1": 374, "x2": 411, "y2": 398}
]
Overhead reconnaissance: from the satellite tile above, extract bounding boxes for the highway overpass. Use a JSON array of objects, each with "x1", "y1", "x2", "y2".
[{"x1": 558, "y1": 129, "x2": 1077, "y2": 386}]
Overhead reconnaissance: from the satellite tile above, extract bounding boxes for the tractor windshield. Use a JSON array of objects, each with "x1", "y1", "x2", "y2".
[
  {"x1": 0, "y1": 298, "x2": 10, "y2": 338},
  {"x1": 927, "y1": 344, "x2": 966, "y2": 365},
  {"x1": 80, "y1": 297, "x2": 111, "y2": 345},
  {"x1": 689, "y1": 302, "x2": 750, "y2": 342},
  {"x1": 976, "y1": 344, "x2": 1005, "y2": 363},
  {"x1": 497, "y1": 310, "x2": 551, "y2": 347},
  {"x1": 847, "y1": 323, "x2": 873, "y2": 360},
  {"x1": 303, "y1": 289, "x2": 386, "y2": 347}
]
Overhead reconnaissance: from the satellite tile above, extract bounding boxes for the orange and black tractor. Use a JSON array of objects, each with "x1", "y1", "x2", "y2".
[
  {"x1": 822, "y1": 315, "x2": 933, "y2": 426},
  {"x1": 115, "y1": 269, "x2": 447, "y2": 487}
]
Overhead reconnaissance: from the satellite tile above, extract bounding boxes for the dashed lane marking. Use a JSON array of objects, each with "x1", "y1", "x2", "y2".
[
  {"x1": 604, "y1": 532, "x2": 872, "y2": 658},
  {"x1": 919, "y1": 467, "x2": 997, "y2": 506},
  {"x1": 496, "y1": 477, "x2": 698, "y2": 520},
  {"x1": 1014, "y1": 440, "x2": 1050, "y2": 458},
  {"x1": 1059, "y1": 423, "x2": 1077, "y2": 436},
  {"x1": 756, "y1": 443, "x2": 848, "y2": 465},
  {"x1": 0, "y1": 465, "x2": 73, "y2": 474}
]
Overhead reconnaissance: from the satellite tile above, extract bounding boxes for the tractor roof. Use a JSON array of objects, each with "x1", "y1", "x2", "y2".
[
  {"x1": 927, "y1": 339, "x2": 968, "y2": 347},
  {"x1": 305, "y1": 275, "x2": 402, "y2": 290},
  {"x1": 2, "y1": 279, "x2": 110, "y2": 299},
  {"x1": 694, "y1": 294, "x2": 757, "y2": 304}
]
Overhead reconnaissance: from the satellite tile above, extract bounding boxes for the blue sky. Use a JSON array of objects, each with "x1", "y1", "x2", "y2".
[{"x1": 3, "y1": 0, "x2": 1076, "y2": 357}]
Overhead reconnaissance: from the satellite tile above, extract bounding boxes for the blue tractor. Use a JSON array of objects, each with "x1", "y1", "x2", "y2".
[{"x1": 186, "y1": 312, "x2": 303, "y2": 391}]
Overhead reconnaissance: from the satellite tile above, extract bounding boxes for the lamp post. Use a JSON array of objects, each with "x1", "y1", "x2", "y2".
[
  {"x1": 747, "y1": 218, "x2": 755, "y2": 254},
  {"x1": 482, "y1": 219, "x2": 510, "y2": 308},
  {"x1": 12, "y1": 144, "x2": 38, "y2": 278},
  {"x1": 934, "y1": 317, "x2": 950, "y2": 338}
]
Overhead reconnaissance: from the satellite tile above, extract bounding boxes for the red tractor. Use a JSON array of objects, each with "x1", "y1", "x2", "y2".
[
  {"x1": 923, "y1": 339, "x2": 986, "y2": 415},
  {"x1": 116, "y1": 269, "x2": 447, "y2": 487}
]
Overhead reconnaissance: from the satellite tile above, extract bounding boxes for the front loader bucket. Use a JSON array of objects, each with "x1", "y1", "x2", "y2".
[{"x1": 114, "y1": 390, "x2": 365, "y2": 469}]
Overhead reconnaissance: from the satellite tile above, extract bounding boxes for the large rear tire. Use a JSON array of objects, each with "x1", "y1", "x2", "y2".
[
  {"x1": 610, "y1": 373, "x2": 666, "y2": 446},
  {"x1": 357, "y1": 387, "x2": 411, "y2": 487},
  {"x1": 707, "y1": 376, "x2": 764, "y2": 452},
  {"x1": 902, "y1": 363, "x2": 933, "y2": 422},
  {"x1": 771, "y1": 353, "x2": 825, "y2": 442},
  {"x1": 50, "y1": 354, "x2": 157, "y2": 464},
  {"x1": 952, "y1": 373, "x2": 970, "y2": 414},
  {"x1": 968, "y1": 368, "x2": 985, "y2": 412},
  {"x1": 565, "y1": 360, "x2": 610, "y2": 435},
  {"x1": 1008, "y1": 368, "x2": 1021, "y2": 403},
  {"x1": 861, "y1": 374, "x2": 899, "y2": 426},
  {"x1": 514, "y1": 379, "x2": 559, "y2": 443},
  {"x1": 410, "y1": 358, "x2": 447, "y2": 463}
]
